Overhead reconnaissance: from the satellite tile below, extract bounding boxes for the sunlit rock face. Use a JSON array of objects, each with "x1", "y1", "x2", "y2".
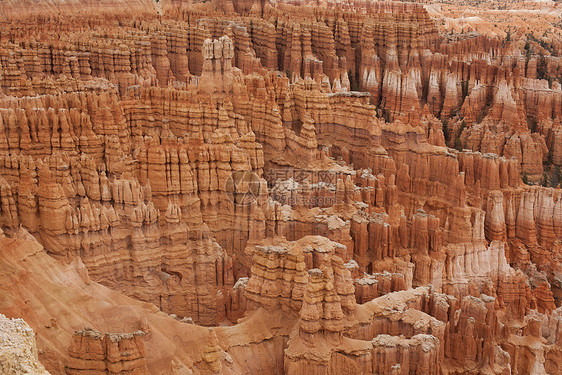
[{"x1": 1, "y1": 0, "x2": 562, "y2": 374}]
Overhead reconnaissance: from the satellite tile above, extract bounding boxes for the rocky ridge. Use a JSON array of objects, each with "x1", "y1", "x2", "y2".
[{"x1": 0, "y1": 0, "x2": 562, "y2": 374}]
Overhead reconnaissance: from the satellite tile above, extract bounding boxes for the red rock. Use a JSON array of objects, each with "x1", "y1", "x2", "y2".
[
  {"x1": 67, "y1": 329, "x2": 148, "y2": 375},
  {"x1": 0, "y1": 1, "x2": 560, "y2": 374}
]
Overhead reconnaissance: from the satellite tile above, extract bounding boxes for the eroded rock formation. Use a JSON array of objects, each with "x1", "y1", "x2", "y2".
[
  {"x1": 0, "y1": 313, "x2": 50, "y2": 375},
  {"x1": 67, "y1": 329, "x2": 148, "y2": 375},
  {"x1": 1, "y1": 0, "x2": 562, "y2": 374}
]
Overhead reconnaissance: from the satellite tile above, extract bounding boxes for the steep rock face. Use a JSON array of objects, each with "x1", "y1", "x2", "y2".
[
  {"x1": 1, "y1": 0, "x2": 562, "y2": 374},
  {"x1": 67, "y1": 329, "x2": 148, "y2": 375},
  {"x1": 0, "y1": 233, "x2": 317, "y2": 374},
  {"x1": 200, "y1": 35, "x2": 235, "y2": 94},
  {"x1": 2, "y1": 0, "x2": 559, "y2": 177},
  {"x1": 0, "y1": 134, "x2": 236, "y2": 325},
  {"x1": 245, "y1": 242, "x2": 308, "y2": 313},
  {"x1": 245, "y1": 236, "x2": 354, "y2": 315},
  {"x1": 502, "y1": 308, "x2": 562, "y2": 375}
]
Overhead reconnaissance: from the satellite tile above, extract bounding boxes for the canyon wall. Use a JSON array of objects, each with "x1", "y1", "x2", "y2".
[{"x1": 0, "y1": 0, "x2": 561, "y2": 374}]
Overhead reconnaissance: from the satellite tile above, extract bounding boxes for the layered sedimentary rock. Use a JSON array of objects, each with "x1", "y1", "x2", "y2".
[
  {"x1": 200, "y1": 36, "x2": 235, "y2": 94},
  {"x1": 67, "y1": 329, "x2": 148, "y2": 375},
  {"x1": 1, "y1": 0, "x2": 562, "y2": 374}
]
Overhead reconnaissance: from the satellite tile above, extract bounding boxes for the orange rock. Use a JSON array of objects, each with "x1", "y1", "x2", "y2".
[
  {"x1": 67, "y1": 329, "x2": 149, "y2": 375},
  {"x1": 0, "y1": 1, "x2": 560, "y2": 374}
]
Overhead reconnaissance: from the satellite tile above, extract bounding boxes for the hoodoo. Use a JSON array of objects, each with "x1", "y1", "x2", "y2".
[{"x1": 0, "y1": 0, "x2": 562, "y2": 373}]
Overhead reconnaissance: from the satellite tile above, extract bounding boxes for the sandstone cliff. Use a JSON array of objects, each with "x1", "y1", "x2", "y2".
[{"x1": 0, "y1": 0, "x2": 561, "y2": 374}]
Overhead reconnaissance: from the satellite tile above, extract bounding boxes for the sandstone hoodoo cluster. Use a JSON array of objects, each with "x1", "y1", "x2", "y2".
[{"x1": 0, "y1": 0, "x2": 562, "y2": 374}]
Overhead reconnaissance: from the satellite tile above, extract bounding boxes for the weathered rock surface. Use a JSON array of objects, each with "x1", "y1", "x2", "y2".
[
  {"x1": 0, "y1": 313, "x2": 50, "y2": 375},
  {"x1": 67, "y1": 329, "x2": 148, "y2": 375},
  {"x1": 1, "y1": 0, "x2": 562, "y2": 374}
]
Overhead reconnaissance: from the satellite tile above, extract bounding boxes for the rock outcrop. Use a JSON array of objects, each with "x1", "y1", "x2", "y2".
[
  {"x1": 0, "y1": 0, "x2": 561, "y2": 374},
  {"x1": 67, "y1": 329, "x2": 148, "y2": 375},
  {"x1": 0, "y1": 314, "x2": 50, "y2": 375}
]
